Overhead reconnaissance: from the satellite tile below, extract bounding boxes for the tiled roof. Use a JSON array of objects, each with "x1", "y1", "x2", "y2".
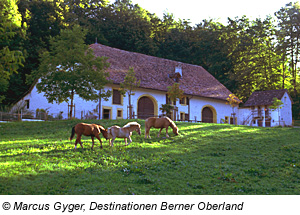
[
  {"x1": 90, "y1": 43, "x2": 234, "y2": 101},
  {"x1": 243, "y1": 89, "x2": 292, "y2": 107}
]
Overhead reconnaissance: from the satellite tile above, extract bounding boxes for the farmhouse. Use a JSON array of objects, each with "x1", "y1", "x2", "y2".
[
  {"x1": 238, "y1": 89, "x2": 293, "y2": 127},
  {"x1": 15, "y1": 43, "x2": 235, "y2": 123}
]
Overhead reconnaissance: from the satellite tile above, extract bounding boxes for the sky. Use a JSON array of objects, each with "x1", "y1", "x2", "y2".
[{"x1": 117, "y1": 0, "x2": 291, "y2": 25}]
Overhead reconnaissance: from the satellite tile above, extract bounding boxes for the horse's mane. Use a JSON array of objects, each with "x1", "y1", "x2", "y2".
[
  {"x1": 95, "y1": 124, "x2": 105, "y2": 130},
  {"x1": 163, "y1": 117, "x2": 177, "y2": 129},
  {"x1": 123, "y1": 121, "x2": 141, "y2": 128}
]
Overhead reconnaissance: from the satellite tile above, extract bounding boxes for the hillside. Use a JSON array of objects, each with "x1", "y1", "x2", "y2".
[{"x1": 0, "y1": 119, "x2": 299, "y2": 194}]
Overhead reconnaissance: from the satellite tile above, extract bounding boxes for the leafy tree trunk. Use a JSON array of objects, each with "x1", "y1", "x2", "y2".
[
  {"x1": 70, "y1": 90, "x2": 74, "y2": 119},
  {"x1": 98, "y1": 89, "x2": 102, "y2": 120},
  {"x1": 128, "y1": 93, "x2": 132, "y2": 119}
]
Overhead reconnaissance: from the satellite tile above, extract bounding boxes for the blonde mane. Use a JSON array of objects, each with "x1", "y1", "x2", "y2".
[
  {"x1": 123, "y1": 121, "x2": 141, "y2": 128},
  {"x1": 163, "y1": 117, "x2": 177, "y2": 129}
]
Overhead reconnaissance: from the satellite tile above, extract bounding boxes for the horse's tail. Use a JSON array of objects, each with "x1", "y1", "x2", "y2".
[{"x1": 69, "y1": 126, "x2": 75, "y2": 140}]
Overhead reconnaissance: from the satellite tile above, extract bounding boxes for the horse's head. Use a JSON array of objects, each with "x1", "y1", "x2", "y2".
[
  {"x1": 125, "y1": 122, "x2": 141, "y2": 135},
  {"x1": 173, "y1": 126, "x2": 179, "y2": 136},
  {"x1": 98, "y1": 125, "x2": 108, "y2": 140},
  {"x1": 102, "y1": 129, "x2": 108, "y2": 140},
  {"x1": 135, "y1": 125, "x2": 141, "y2": 135}
]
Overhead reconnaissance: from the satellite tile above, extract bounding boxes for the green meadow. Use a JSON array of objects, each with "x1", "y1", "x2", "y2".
[{"x1": 0, "y1": 119, "x2": 299, "y2": 195}]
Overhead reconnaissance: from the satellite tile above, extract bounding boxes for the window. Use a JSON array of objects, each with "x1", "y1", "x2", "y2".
[
  {"x1": 25, "y1": 99, "x2": 30, "y2": 109},
  {"x1": 230, "y1": 117, "x2": 237, "y2": 125},
  {"x1": 180, "y1": 112, "x2": 185, "y2": 121},
  {"x1": 185, "y1": 113, "x2": 189, "y2": 121},
  {"x1": 225, "y1": 116, "x2": 229, "y2": 123},
  {"x1": 117, "y1": 109, "x2": 123, "y2": 119},
  {"x1": 166, "y1": 94, "x2": 176, "y2": 105},
  {"x1": 117, "y1": 110, "x2": 122, "y2": 117},
  {"x1": 103, "y1": 108, "x2": 111, "y2": 119},
  {"x1": 179, "y1": 97, "x2": 189, "y2": 105},
  {"x1": 113, "y1": 89, "x2": 122, "y2": 105}
]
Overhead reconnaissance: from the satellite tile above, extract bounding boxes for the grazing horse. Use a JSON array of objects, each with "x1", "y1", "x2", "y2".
[
  {"x1": 145, "y1": 116, "x2": 179, "y2": 139},
  {"x1": 107, "y1": 122, "x2": 141, "y2": 147},
  {"x1": 69, "y1": 123, "x2": 108, "y2": 149}
]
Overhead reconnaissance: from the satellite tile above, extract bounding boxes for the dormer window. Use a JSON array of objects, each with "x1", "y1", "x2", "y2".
[
  {"x1": 175, "y1": 65, "x2": 182, "y2": 77},
  {"x1": 168, "y1": 65, "x2": 182, "y2": 82}
]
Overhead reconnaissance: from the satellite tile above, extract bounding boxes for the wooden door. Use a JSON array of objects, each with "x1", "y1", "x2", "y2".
[
  {"x1": 202, "y1": 107, "x2": 213, "y2": 123},
  {"x1": 138, "y1": 97, "x2": 154, "y2": 119}
]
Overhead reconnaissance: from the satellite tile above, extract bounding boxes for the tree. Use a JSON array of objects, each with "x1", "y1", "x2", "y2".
[
  {"x1": 120, "y1": 67, "x2": 140, "y2": 119},
  {"x1": 159, "y1": 103, "x2": 174, "y2": 117},
  {"x1": 0, "y1": 0, "x2": 25, "y2": 103},
  {"x1": 226, "y1": 94, "x2": 241, "y2": 124},
  {"x1": 28, "y1": 25, "x2": 111, "y2": 119},
  {"x1": 223, "y1": 16, "x2": 281, "y2": 100},
  {"x1": 99, "y1": 0, "x2": 157, "y2": 55},
  {"x1": 275, "y1": 2, "x2": 300, "y2": 97},
  {"x1": 167, "y1": 83, "x2": 184, "y2": 120},
  {"x1": 4, "y1": 0, "x2": 68, "y2": 106}
]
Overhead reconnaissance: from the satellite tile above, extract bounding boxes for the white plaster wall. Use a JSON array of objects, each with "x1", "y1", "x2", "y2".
[
  {"x1": 18, "y1": 83, "x2": 233, "y2": 122},
  {"x1": 279, "y1": 92, "x2": 293, "y2": 126},
  {"x1": 189, "y1": 97, "x2": 232, "y2": 123},
  {"x1": 21, "y1": 84, "x2": 104, "y2": 119},
  {"x1": 237, "y1": 108, "x2": 252, "y2": 125},
  {"x1": 18, "y1": 84, "x2": 294, "y2": 127}
]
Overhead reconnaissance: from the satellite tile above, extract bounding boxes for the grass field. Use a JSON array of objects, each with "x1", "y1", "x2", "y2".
[{"x1": 0, "y1": 119, "x2": 300, "y2": 195}]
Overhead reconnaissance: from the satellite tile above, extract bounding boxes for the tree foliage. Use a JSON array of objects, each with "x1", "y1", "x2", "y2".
[
  {"x1": 29, "y1": 25, "x2": 110, "y2": 118},
  {"x1": 120, "y1": 67, "x2": 140, "y2": 118},
  {"x1": 0, "y1": 0, "x2": 25, "y2": 103},
  {"x1": 2, "y1": 0, "x2": 300, "y2": 119},
  {"x1": 167, "y1": 83, "x2": 184, "y2": 103}
]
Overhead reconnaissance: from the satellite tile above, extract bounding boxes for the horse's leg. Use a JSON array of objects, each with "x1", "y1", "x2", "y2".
[
  {"x1": 144, "y1": 127, "x2": 148, "y2": 138},
  {"x1": 95, "y1": 134, "x2": 103, "y2": 149},
  {"x1": 165, "y1": 127, "x2": 169, "y2": 138},
  {"x1": 124, "y1": 138, "x2": 127, "y2": 146},
  {"x1": 79, "y1": 140, "x2": 84, "y2": 148},
  {"x1": 126, "y1": 136, "x2": 132, "y2": 146},
  {"x1": 110, "y1": 138, "x2": 115, "y2": 147},
  {"x1": 158, "y1": 128, "x2": 163, "y2": 137},
  {"x1": 74, "y1": 138, "x2": 78, "y2": 149},
  {"x1": 145, "y1": 125, "x2": 151, "y2": 139},
  {"x1": 145, "y1": 127, "x2": 151, "y2": 139},
  {"x1": 91, "y1": 136, "x2": 95, "y2": 150},
  {"x1": 75, "y1": 135, "x2": 83, "y2": 149}
]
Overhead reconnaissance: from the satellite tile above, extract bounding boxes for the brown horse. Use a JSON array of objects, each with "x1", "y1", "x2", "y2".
[
  {"x1": 107, "y1": 122, "x2": 141, "y2": 147},
  {"x1": 145, "y1": 116, "x2": 179, "y2": 139},
  {"x1": 69, "y1": 123, "x2": 108, "y2": 149}
]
